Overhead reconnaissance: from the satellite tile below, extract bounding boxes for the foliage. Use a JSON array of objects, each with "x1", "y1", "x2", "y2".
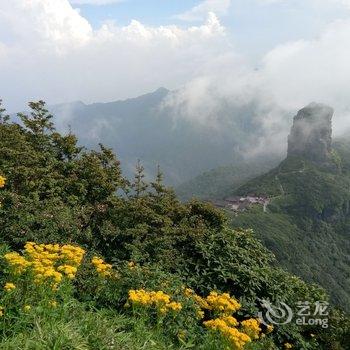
[
  {"x1": 0, "y1": 100, "x2": 349, "y2": 349},
  {"x1": 230, "y1": 153, "x2": 350, "y2": 314}
]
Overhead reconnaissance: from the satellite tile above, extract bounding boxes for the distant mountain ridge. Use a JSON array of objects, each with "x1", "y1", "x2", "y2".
[{"x1": 49, "y1": 88, "x2": 288, "y2": 186}]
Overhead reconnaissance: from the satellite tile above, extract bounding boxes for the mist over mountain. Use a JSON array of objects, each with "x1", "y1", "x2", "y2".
[
  {"x1": 50, "y1": 87, "x2": 290, "y2": 186},
  {"x1": 223, "y1": 103, "x2": 350, "y2": 311}
]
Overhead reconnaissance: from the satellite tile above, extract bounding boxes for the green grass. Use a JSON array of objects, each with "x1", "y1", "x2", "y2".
[
  {"x1": 0, "y1": 300, "x2": 188, "y2": 350},
  {"x1": 0, "y1": 298, "x2": 257, "y2": 350}
]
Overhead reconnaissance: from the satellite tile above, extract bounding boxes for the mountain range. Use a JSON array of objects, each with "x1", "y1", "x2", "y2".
[{"x1": 49, "y1": 88, "x2": 287, "y2": 186}]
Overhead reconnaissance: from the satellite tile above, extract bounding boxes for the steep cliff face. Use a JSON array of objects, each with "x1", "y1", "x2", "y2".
[{"x1": 287, "y1": 103, "x2": 333, "y2": 164}]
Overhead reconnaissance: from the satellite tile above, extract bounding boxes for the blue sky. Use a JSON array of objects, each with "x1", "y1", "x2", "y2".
[
  {"x1": 72, "y1": 0, "x2": 349, "y2": 60},
  {"x1": 74, "y1": 1, "x2": 201, "y2": 27}
]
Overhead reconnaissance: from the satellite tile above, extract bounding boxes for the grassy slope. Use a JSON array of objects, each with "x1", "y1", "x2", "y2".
[
  {"x1": 0, "y1": 298, "x2": 276, "y2": 350},
  {"x1": 0, "y1": 298, "x2": 206, "y2": 350}
]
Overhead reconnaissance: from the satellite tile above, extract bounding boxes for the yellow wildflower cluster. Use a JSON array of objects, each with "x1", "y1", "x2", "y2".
[
  {"x1": 284, "y1": 343, "x2": 293, "y2": 349},
  {"x1": 0, "y1": 306, "x2": 3, "y2": 317},
  {"x1": 184, "y1": 289, "x2": 262, "y2": 350},
  {"x1": 128, "y1": 289, "x2": 182, "y2": 313},
  {"x1": 221, "y1": 315, "x2": 239, "y2": 327},
  {"x1": 91, "y1": 256, "x2": 112, "y2": 277},
  {"x1": 4, "y1": 282, "x2": 16, "y2": 292},
  {"x1": 204, "y1": 317, "x2": 252, "y2": 350},
  {"x1": 0, "y1": 175, "x2": 6, "y2": 188},
  {"x1": 205, "y1": 292, "x2": 241, "y2": 314},
  {"x1": 186, "y1": 290, "x2": 241, "y2": 315},
  {"x1": 204, "y1": 317, "x2": 262, "y2": 349},
  {"x1": 4, "y1": 242, "x2": 85, "y2": 287},
  {"x1": 241, "y1": 318, "x2": 261, "y2": 339},
  {"x1": 3, "y1": 252, "x2": 30, "y2": 274}
]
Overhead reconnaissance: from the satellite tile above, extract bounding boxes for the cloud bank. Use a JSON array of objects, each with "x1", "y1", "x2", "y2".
[
  {"x1": 1, "y1": 0, "x2": 350, "y2": 144},
  {"x1": 0, "y1": 0, "x2": 229, "y2": 111}
]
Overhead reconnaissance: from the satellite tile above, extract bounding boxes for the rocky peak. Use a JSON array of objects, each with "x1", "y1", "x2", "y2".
[{"x1": 287, "y1": 102, "x2": 333, "y2": 164}]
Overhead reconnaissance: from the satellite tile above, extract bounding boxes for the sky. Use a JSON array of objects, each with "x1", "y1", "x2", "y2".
[{"x1": 2, "y1": 0, "x2": 350, "y2": 135}]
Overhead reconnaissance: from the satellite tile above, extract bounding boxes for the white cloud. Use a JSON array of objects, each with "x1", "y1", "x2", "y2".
[
  {"x1": 0, "y1": 0, "x2": 228, "y2": 111},
  {"x1": 0, "y1": 0, "x2": 92, "y2": 52},
  {"x1": 2, "y1": 0, "x2": 350, "y2": 148},
  {"x1": 174, "y1": 0, "x2": 231, "y2": 21},
  {"x1": 70, "y1": 0, "x2": 124, "y2": 5},
  {"x1": 259, "y1": 18, "x2": 350, "y2": 134},
  {"x1": 163, "y1": 12, "x2": 350, "y2": 156}
]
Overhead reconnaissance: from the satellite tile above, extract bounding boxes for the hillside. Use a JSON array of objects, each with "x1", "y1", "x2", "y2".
[
  {"x1": 176, "y1": 157, "x2": 281, "y2": 201},
  {"x1": 229, "y1": 104, "x2": 350, "y2": 312},
  {"x1": 1, "y1": 100, "x2": 349, "y2": 349},
  {"x1": 49, "y1": 88, "x2": 287, "y2": 186}
]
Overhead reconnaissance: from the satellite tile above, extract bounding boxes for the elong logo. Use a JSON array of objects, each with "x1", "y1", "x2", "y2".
[{"x1": 257, "y1": 299, "x2": 329, "y2": 329}]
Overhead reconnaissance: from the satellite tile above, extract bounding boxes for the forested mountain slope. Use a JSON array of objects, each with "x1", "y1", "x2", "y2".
[{"x1": 229, "y1": 103, "x2": 350, "y2": 312}]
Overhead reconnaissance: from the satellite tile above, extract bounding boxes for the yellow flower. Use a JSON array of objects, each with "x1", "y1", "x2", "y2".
[
  {"x1": 92, "y1": 256, "x2": 113, "y2": 277},
  {"x1": 241, "y1": 318, "x2": 261, "y2": 339},
  {"x1": 49, "y1": 300, "x2": 57, "y2": 308},
  {"x1": 193, "y1": 294, "x2": 211, "y2": 309},
  {"x1": 0, "y1": 175, "x2": 6, "y2": 188},
  {"x1": 204, "y1": 317, "x2": 251, "y2": 350},
  {"x1": 199, "y1": 291, "x2": 241, "y2": 315},
  {"x1": 197, "y1": 310, "x2": 205, "y2": 319},
  {"x1": 0, "y1": 306, "x2": 4, "y2": 317},
  {"x1": 167, "y1": 301, "x2": 182, "y2": 311},
  {"x1": 221, "y1": 315, "x2": 239, "y2": 327},
  {"x1": 127, "y1": 289, "x2": 182, "y2": 314},
  {"x1": 184, "y1": 288, "x2": 195, "y2": 297},
  {"x1": 4, "y1": 252, "x2": 31, "y2": 274},
  {"x1": 284, "y1": 343, "x2": 293, "y2": 349},
  {"x1": 204, "y1": 318, "x2": 228, "y2": 330},
  {"x1": 4, "y1": 282, "x2": 16, "y2": 292},
  {"x1": 266, "y1": 324, "x2": 274, "y2": 334},
  {"x1": 4, "y1": 242, "x2": 85, "y2": 289},
  {"x1": 23, "y1": 305, "x2": 31, "y2": 312}
]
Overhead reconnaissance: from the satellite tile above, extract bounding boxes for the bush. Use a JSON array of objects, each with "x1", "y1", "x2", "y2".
[{"x1": 0, "y1": 101, "x2": 349, "y2": 349}]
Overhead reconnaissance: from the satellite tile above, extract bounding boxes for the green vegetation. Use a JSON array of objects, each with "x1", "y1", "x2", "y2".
[
  {"x1": 230, "y1": 150, "x2": 350, "y2": 313},
  {"x1": 0, "y1": 101, "x2": 349, "y2": 349},
  {"x1": 175, "y1": 159, "x2": 280, "y2": 201}
]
